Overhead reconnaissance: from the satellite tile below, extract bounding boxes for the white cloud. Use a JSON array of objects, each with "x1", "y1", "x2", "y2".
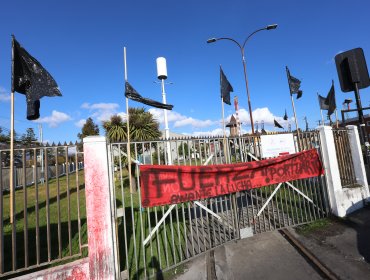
[
  {"x1": 192, "y1": 128, "x2": 228, "y2": 137},
  {"x1": 149, "y1": 108, "x2": 215, "y2": 128},
  {"x1": 34, "y1": 110, "x2": 72, "y2": 127},
  {"x1": 0, "y1": 87, "x2": 10, "y2": 102},
  {"x1": 174, "y1": 117, "x2": 214, "y2": 128},
  {"x1": 75, "y1": 119, "x2": 86, "y2": 128},
  {"x1": 227, "y1": 107, "x2": 291, "y2": 127},
  {"x1": 81, "y1": 102, "x2": 123, "y2": 122}
]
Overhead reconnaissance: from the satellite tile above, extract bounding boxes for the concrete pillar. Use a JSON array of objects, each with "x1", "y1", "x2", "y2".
[
  {"x1": 344, "y1": 125, "x2": 370, "y2": 212},
  {"x1": 346, "y1": 125, "x2": 369, "y2": 187},
  {"x1": 83, "y1": 136, "x2": 118, "y2": 279},
  {"x1": 318, "y1": 126, "x2": 345, "y2": 217}
]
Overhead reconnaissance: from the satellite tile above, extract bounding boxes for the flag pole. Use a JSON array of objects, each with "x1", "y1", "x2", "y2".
[
  {"x1": 221, "y1": 96, "x2": 230, "y2": 163},
  {"x1": 220, "y1": 66, "x2": 229, "y2": 163},
  {"x1": 318, "y1": 93, "x2": 325, "y2": 125},
  {"x1": 332, "y1": 80, "x2": 339, "y2": 128},
  {"x1": 221, "y1": 97, "x2": 226, "y2": 138},
  {"x1": 123, "y1": 47, "x2": 133, "y2": 193},
  {"x1": 335, "y1": 109, "x2": 339, "y2": 128},
  {"x1": 10, "y1": 36, "x2": 15, "y2": 224},
  {"x1": 286, "y1": 67, "x2": 300, "y2": 148}
]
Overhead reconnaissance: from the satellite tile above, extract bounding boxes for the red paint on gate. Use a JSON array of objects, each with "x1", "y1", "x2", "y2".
[{"x1": 140, "y1": 149, "x2": 324, "y2": 207}]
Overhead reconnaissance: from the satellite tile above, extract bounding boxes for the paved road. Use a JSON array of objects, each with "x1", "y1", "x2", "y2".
[
  {"x1": 175, "y1": 231, "x2": 322, "y2": 280},
  {"x1": 175, "y1": 207, "x2": 370, "y2": 280}
]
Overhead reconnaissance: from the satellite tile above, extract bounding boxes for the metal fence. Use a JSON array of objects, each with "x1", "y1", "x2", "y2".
[
  {"x1": 110, "y1": 131, "x2": 330, "y2": 279},
  {"x1": 332, "y1": 129, "x2": 358, "y2": 187},
  {"x1": 0, "y1": 144, "x2": 87, "y2": 278}
]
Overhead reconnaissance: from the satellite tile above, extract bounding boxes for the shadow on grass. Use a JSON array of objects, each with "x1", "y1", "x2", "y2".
[{"x1": 2, "y1": 219, "x2": 88, "y2": 277}]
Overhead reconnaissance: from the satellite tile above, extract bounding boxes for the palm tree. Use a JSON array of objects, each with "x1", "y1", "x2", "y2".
[
  {"x1": 102, "y1": 107, "x2": 161, "y2": 142},
  {"x1": 103, "y1": 107, "x2": 161, "y2": 192},
  {"x1": 102, "y1": 115, "x2": 127, "y2": 142},
  {"x1": 129, "y1": 107, "x2": 161, "y2": 141}
]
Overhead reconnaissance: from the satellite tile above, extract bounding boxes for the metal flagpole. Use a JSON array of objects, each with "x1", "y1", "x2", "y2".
[
  {"x1": 335, "y1": 109, "x2": 339, "y2": 129},
  {"x1": 123, "y1": 47, "x2": 133, "y2": 193},
  {"x1": 286, "y1": 68, "x2": 300, "y2": 148},
  {"x1": 10, "y1": 36, "x2": 15, "y2": 224},
  {"x1": 221, "y1": 96, "x2": 226, "y2": 138},
  {"x1": 320, "y1": 110, "x2": 325, "y2": 125},
  {"x1": 318, "y1": 93, "x2": 325, "y2": 125},
  {"x1": 221, "y1": 96, "x2": 229, "y2": 163},
  {"x1": 234, "y1": 96, "x2": 241, "y2": 136}
]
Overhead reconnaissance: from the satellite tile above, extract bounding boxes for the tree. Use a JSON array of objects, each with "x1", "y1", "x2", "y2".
[
  {"x1": 128, "y1": 107, "x2": 161, "y2": 141},
  {"x1": 103, "y1": 108, "x2": 161, "y2": 192},
  {"x1": 20, "y1": 128, "x2": 37, "y2": 146},
  {"x1": 102, "y1": 108, "x2": 161, "y2": 142},
  {"x1": 178, "y1": 142, "x2": 190, "y2": 158},
  {"x1": 0, "y1": 127, "x2": 9, "y2": 144},
  {"x1": 77, "y1": 117, "x2": 100, "y2": 141},
  {"x1": 102, "y1": 115, "x2": 126, "y2": 142}
]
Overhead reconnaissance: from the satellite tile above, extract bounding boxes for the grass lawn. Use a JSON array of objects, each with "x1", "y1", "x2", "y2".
[
  {"x1": 2, "y1": 170, "x2": 87, "y2": 274},
  {"x1": 114, "y1": 171, "x2": 188, "y2": 279},
  {"x1": 2, "y1": 168, "x2": 187, "y2": 280}
]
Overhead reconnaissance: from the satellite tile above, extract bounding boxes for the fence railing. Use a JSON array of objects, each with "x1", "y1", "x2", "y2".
[
  {"x1": 110, "y1": 131, "x2": 330, "y2": 279},
  {"x1": 332, "y1": 129, "x2": 358, "y2": 187},
  {"x1": 0, "y1": 144, "x2": 87, "y2": 278}
]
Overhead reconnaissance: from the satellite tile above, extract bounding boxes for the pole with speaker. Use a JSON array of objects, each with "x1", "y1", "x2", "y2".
[
  {"x1": 335, "y1": 48, "x2": 370, "y2": 144},
  {"x1": 156, "y1": 57, "x2": 172, "y2": 165}
]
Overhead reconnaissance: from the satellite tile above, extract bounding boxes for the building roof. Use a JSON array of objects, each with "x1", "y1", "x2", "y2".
[{"x1": 226, "y1": 115, "x2": 238, "y2": 127}]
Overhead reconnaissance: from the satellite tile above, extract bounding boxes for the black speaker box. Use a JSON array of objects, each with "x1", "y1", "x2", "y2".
[{"x1": 335, "y1": 48, "x2": 370, "y2": 92}]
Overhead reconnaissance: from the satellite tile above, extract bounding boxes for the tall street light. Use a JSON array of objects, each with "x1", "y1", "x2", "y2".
[{"x1": 207, "y1": 24, "x2": 278, "y2": 134}]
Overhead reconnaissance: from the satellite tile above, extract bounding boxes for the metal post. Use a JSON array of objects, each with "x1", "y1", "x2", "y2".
[
  {"x1": 161, "y1": 79, "x2": 172, "y2": 165},
  {"x1": 241, "y1": 47, "x2": 255, "y2": 134},
  {"x1": 10, "y1": 91, "x2": 14, "y2": 224},
  {"x1": 39, "y1": 124, "x2": 44, "y2": 184},
  {"x1": 354, "y1": 82, "x2": 368, "y2": 144},
  {"x1": 290, "y1": 93, "x2": 301, "y2": 147}
]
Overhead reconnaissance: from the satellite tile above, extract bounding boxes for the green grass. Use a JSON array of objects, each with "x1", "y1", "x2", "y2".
[
  {"x1": 2, "y1": 162, "x2": 329, "y2": 279},
  {"x1": 2, "y1": 166, "x2": 188, "y2": 279},
  {"x1": 2, "y1": 171, "x2": 87, "y2": 274},
  {"x1": 252, "y1": 179, "x2": 329, "y2": 231},
  {"x1": 295, "y1": 218, "x2": 331, "y2": 235},
  {"x1": 114, "y1": 173, "x2": 188, "y2": 279}
]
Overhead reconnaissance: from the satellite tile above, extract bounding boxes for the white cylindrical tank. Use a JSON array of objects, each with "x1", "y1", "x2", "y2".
[{"x1": 156, "y1": 57, "x2": 167, "y2": 80}]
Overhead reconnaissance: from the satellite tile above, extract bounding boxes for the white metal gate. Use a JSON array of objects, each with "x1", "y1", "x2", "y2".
[{"x1": 109, "y1": 132, "x2": 330, "y2": 279}]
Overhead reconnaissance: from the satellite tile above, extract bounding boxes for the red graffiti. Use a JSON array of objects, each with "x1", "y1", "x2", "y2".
[
  {"x1": 140, "y1": 149, "x2": 324, "y2": 207},
  {"x1": 65, "y1": 267, "x2": 88, "y2": 280}
]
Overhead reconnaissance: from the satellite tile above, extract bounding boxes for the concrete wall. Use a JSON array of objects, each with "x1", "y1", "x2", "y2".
[
  {"x1": 15, "y1": 258, "x2": 89, "y2": 280},
  {"x1": 319, "y1": 125, "x2": 370, "y2": 217}
]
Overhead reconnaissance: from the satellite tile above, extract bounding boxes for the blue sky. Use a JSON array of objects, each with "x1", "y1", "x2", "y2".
[{"x1": 0, "y1": 0, "x2": 370, "y2": 143}]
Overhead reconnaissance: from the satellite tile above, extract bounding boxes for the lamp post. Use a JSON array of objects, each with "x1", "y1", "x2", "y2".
[
  {"x1": 207, "y1": 24, "x2": 277, "y2": 134},
  {"x1": 156, "y1": 57, "x2": 172, "y2": 165}
]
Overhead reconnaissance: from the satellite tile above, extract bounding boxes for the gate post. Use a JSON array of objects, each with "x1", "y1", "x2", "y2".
[
  {"x1": 345, "y1": 125, "x2": 370, "y2": 208},
  {"x1": 346, "y1": 125, "x2": 369, "y2": 188},
  {"x1": 318, "y1": 126, "x2": 345, "y2": 217},
  {"x1": 83, "y1": 136, "x2": 118, "y2": 279}
]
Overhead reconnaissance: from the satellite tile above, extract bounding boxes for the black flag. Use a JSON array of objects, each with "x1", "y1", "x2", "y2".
[
  {"x1": 12, "y1": 36, "x2": 62, "y2": 120},
  {"x1": 318, "y1": 94, "x2": 329, "y2": 110},
  {"x1": 283, "y1": 109, "x2": 288, "y2": 120},
  {"x1": 286, "y1": 66, "x2": 303, "y2": 99},
  {"x1": 220, "y1": 67, "x2": 233, "y2": 105},
  {"x1": 125, "y1": 82, "x2": 173, "y2": 110},
  {"x1": 274, "y1": 119, "x2": 283, "y2": 129},
  {"x1": 326, "y1": 81, "x2": 336, "y2": 116}
]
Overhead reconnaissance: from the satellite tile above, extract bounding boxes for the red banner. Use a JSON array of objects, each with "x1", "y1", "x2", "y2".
[{"x1": 139, "y1": 149, "x2": 324, "y2": 208}]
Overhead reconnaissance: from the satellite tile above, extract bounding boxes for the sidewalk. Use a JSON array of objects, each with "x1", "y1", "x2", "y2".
[{"x1": 174, "y1": 207, "x2": 370, "y2": 280}]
